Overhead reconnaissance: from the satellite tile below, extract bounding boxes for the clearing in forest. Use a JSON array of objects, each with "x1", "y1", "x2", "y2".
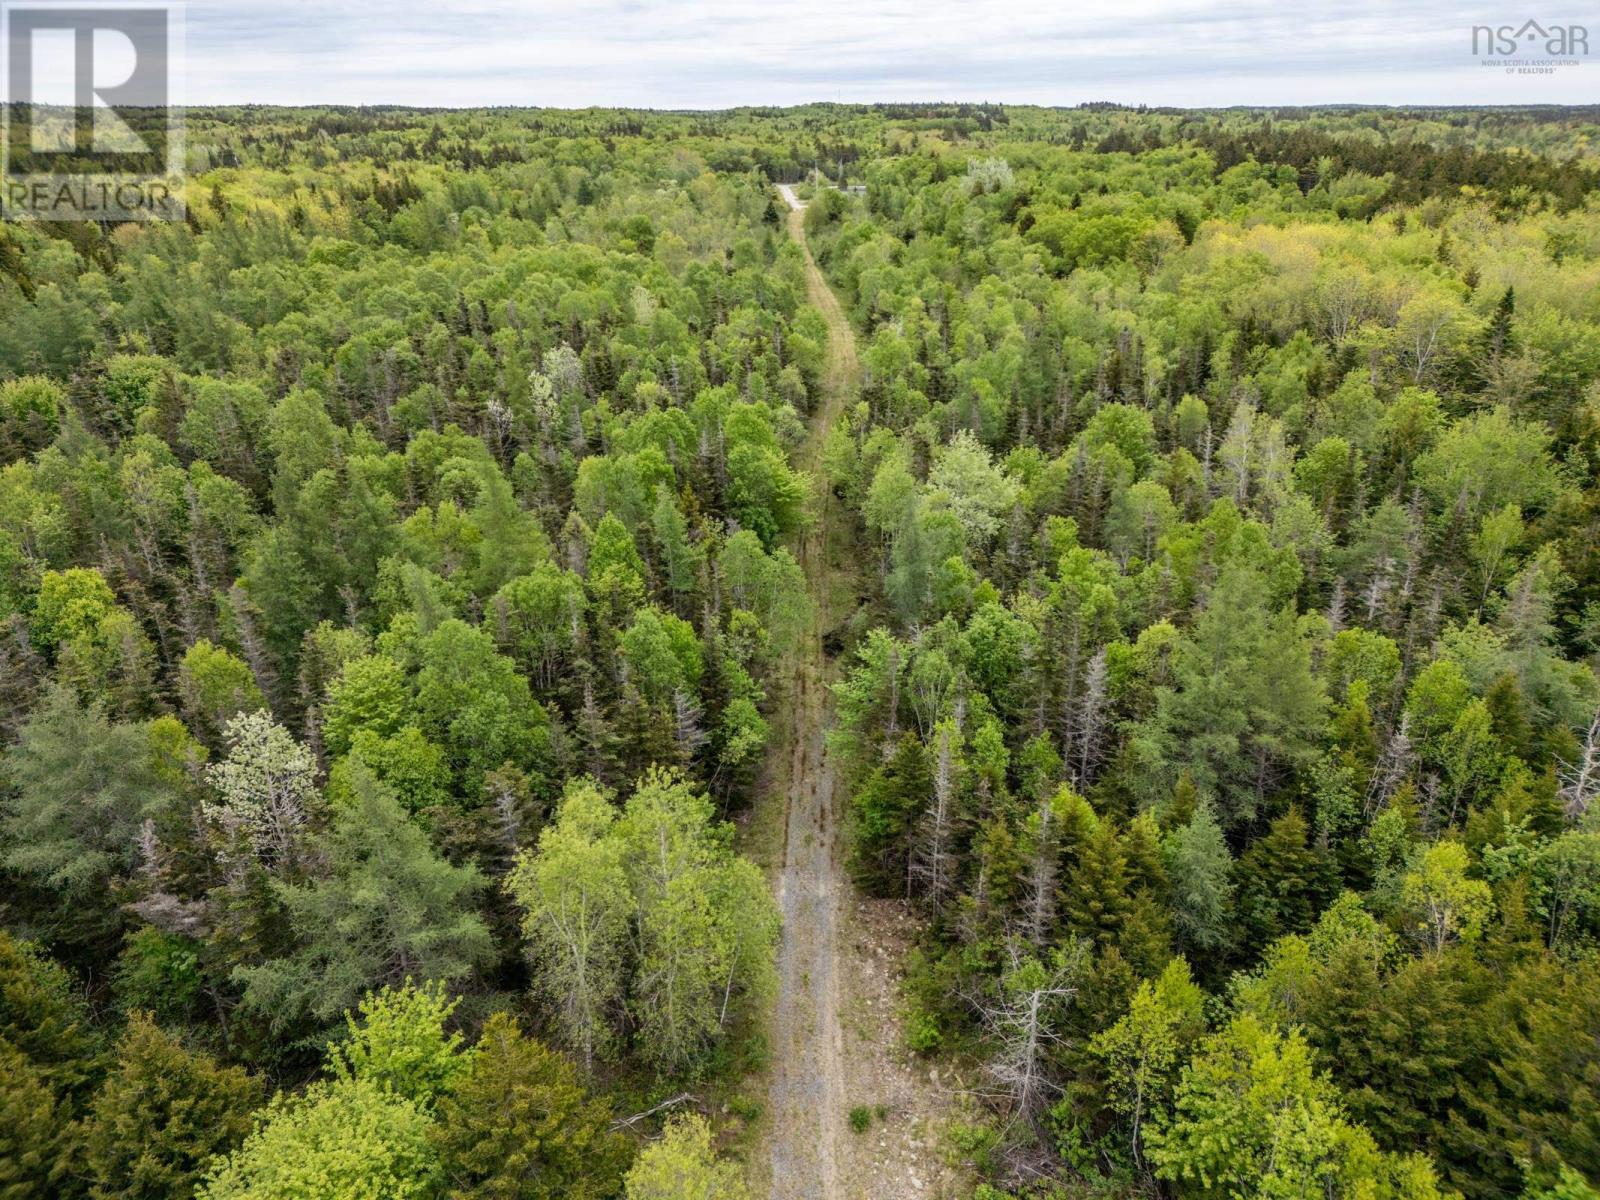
[{"x1": 758, "y1": 183, "x2": 962, "y2": 1200}]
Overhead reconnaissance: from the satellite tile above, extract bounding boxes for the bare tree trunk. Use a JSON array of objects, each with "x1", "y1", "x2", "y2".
[
  {"x1": 1076, "y1": 647, "x2": 1108, "y2": 788},
  {"x1": 1365, "y1": 712, "x2": 1413, "y2": 819},
  {"x1": 975, "y1": 944, "x2": 1084, "y2": 1133},
  {"x1": 911, "y1": 724, "x2": 959, "y2": 913},
  {"x1": 1560, "y1": 709, "x2": 1600, "y2": 823},
  {"x1": 1022, "y1": 794, "x2": 1057, "y2": 948}
]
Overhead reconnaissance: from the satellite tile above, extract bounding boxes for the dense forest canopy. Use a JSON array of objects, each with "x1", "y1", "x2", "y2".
[{"x1": 1, "y1": 101, "x2": 1599, "y2": 1199}]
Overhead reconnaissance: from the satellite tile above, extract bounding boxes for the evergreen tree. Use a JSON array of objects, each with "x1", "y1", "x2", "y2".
[
  {"x1": 1234, "y1": 808, "x2": 1337, "y2": 960},
  {"x1": 849, "y1": 732, "x2": 930, "y2": 894},
  {"x1": 1133, "y1": 565, "x2": 1327, "y2": 830},
  {"x1": 1163, "y1": 797, "x2": 1235, "y2": 959},
  {"x1": 1064, "y1": 818, "x2": 1134, "y2": 949},
  {"x1": 2, "y1": 686, "x2": 176, "y2": 942},
  {"x1": 430, "y1": 1013, "x2": 630, "y2": 1200},
  {"x1": 81, "y1": 1013, "x2": 262, "y2": 1200},
  {"x1": 1454, "y1": 958, "x2": 1600, "y2": 1197},
  {"x1": 235, "y1": 763, "x2": 491, "y2": 1028},
  {"x1": 0, "y1": 931, "x2": 102, "y2": 1095},
  {"x1": 0, "y1": 1037, "x2": 81, "y2": 1200}
]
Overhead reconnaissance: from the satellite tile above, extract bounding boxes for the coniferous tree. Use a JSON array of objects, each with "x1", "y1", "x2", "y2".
[
  {"x1": 234, "y1": 763, "x2": 491, "y2": 1028},
  {"x1": 2, "y1": 686, "x2": 177, "y2": 944},
  {"x1": 1234, "y1": 808, "x2": 1337, "y2": 961},
  {"x1": 81, "y1": 1013, "x2": 262, "y2": 1200},
  {"x1": 0, "y1": 1037, "x2": 81, "y2": 1200},
  {"x1": 430, "y1": 1013, "x2": 629, "y2": 1200},
  {"x1": 1163, "y1": 798, "x2": 1234, "y2": 960}
]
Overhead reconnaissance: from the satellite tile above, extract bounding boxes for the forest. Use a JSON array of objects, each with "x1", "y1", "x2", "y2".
[{"x1": 1, "y1": 101, "x2": 1599, "y2": 1199}]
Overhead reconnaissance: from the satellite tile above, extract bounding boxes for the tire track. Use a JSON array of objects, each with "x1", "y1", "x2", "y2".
[{"x1": 766, "y1": 182, "x2": 858, "y2": 1200}]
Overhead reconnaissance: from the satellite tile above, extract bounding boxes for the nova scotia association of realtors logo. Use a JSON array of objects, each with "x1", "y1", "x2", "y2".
[
  {"x1": 1, "y1": 0, "x2": 185, "y2": 221},
  {"x1": 1472, "y1": 18, "x2": 1589, "y2": 72}
]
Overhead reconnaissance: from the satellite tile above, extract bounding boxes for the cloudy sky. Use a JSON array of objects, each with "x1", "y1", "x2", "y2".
[{"x1": 182, "y1": 0, "x2": 1597, "y2": 107}]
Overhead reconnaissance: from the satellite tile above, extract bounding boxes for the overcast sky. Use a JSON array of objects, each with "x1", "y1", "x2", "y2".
[{"x1": 182, "y1": 1, "x2": 1597, "y2": 107}]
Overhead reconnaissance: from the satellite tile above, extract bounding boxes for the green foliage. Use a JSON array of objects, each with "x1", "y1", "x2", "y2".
[
  {"x1": 1133, "y1": 565, "x2": 1327, "y2": 829},
  {"x1": 5, "y1": 101, "x2": 1600, "y2": 1200},
  {"x1": 203, "y1": 708, "x2": 316, "y2": 866},
  {"x1": 725, "y1": 437, "x2": 806, "y2": 548},
  {"x1": 81, "y1": 1013, "x2": 262, "y2": 1200},
  {"x1": 29, "y1": 567, "x2": 117, "y2": 650},
  {"x1": 619, "y1": 607, "x2": 703, "y2": 704},
  {"x1": 1162, "y1": 798, "x2": 1234, "y2": 957},
  {"x1": 623, "y1": 1113, "x2": 749, "y2": 1200},
  {"x1": 506, "y1": 779, "x2": 630, "y2": 1074},
  {"x1": 1401, "y1": 841, "x2": 1494, "y2": 952},
  {"x1": 327, "y1": 980, "x2": 471, "y2": 1107},
  {"x1": 0, "y1": 375, "x2": 62, "y2": 457},
  {"x1": 1457, "y1": 957, "x2": 1600, "y2": 1195},
  {"x1": 322, "y1": 654, "x2": 409, "y2": 759},
  {"x1": 490, "y1": 564, "x2": 586, "y2": 686},
  {"x1": 2, "y1": 686, "x2": 174, "y2": 926},
  {"x1": 848, "y1": 733, "x2": 930, "y2": 892},
  {"x1": 235, "y1": 763, "x2": 491, "y2": 1028},
  {"x1": 413, "y1": 619, "x2": 548, "y2": 788},
  {"x1": 801, "y1": 105, "x2": 1600, "y2": 1197},
  {"x1": 0, "y1": 932, "x2": 100, "y2": 1094},
  {"x1": 199, "y1": 1077, "x2": 438, "y2": 1200},
  {"x1": 1234, "y1": 807, "x2": 1337, "y2": 958},
  {"x1": 178, "y1": 640, "x2": 266, "y2": 742},
  {"x1": 429, "y1": 1012, "x2": 629, "y2": 1200},
  {"x1": 1090, "y1": 958, "x2": 1206, "y2": 1162},
  {"x1": 0, "y1": 1036, "x2": 79, "y2": 1200},
  {"x1": 508, "y1": 769, "x2": 779, "y2": 1078},
  {"x1": 1524, "y1": 1166, "x2": 1600, "y2": 1200},
  {"x1": 1146, "y1": 1012, "x2": 1445, "y2": 1199},
  {"x1": 619, "y1": 770, "x2": 780, "y2": 1074},
  {"x1": 113, "y1": 929, "x2": 203, "y2": 1025}
]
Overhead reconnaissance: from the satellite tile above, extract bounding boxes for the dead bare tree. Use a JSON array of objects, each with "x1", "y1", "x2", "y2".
[
  {"x1": 1075, "y1": 647, "x2": 1108, "y2": 788},
  {"x1": 1363, "y1": 553, "x2": 1393, "y2": 624},
  {"x1": 1365, "y1": 712, "x2": 1413, "y2": 820},
  {"x1": 672, "y1": 687, "x2": 707, "y2": 762},
  {"x1": 1020, "y1": 793, "x2": 1059, "y2": 949},
  {"x1": 909, "y1": 721, "x2": 961, "y2": 912},
  {"x1": 609, "y1": 1093, "x2": 696, "y2": 1132},
  {"x1": 970, "y1": 941, "x2": 1087, "y2": 1137},
  {"x1": 1057, "y1": 619, "x2": 1083, "y2": 762},
  {"x1": 1327, "y1": 576, "x2": 1347, "y2": 633},
  {"x1": 126, "y1": 819, "x2": 210, "y2": 939},
  {"x1": 1560, "y1": 708, "x2": 1600, "y2": 823},
  {"x1": 227, "y1": 584, "x2": 280, "y2": 711},
  {"x1": 488, "y1": 774, "x2": 524, "y2": 871}
]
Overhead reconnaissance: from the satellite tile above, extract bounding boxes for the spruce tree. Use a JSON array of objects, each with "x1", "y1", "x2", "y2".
[
  {"x1": 82, "y1": 1013, "x2": 262, "y2": 1200},
  {"x1": 234, "y1": 762, "x2": 492, "y2": 1028},
  {"x1": 430, "y1": 1013, "x2": 629, "y2": 1199}
]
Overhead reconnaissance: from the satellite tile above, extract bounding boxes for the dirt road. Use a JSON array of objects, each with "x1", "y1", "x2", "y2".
[
  {"x1": 760, "y1": 183, "x2": 963, "y2": 1200},
  {"x1": 765, "y1": 179, "x2": 853, "y2": 1200}
]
